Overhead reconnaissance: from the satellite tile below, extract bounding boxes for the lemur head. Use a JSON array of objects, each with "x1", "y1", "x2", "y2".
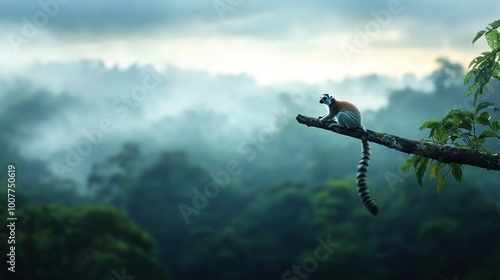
[{"x1": 319, "y1": 94, "x2": 334, "y2": 105}]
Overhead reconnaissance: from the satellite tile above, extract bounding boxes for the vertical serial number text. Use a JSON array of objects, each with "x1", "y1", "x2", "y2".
[{"x1": 6, "y1": 164, "x2": 17, "y2": 273}]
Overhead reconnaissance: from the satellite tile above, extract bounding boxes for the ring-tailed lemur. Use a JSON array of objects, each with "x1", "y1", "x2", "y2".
[{"x1": 318, "y1": 94, "x2": 378, "y2": 215}]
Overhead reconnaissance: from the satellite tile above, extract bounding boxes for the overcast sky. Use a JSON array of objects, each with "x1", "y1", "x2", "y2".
[{"x1": 1, "y1": 0, "x2": 498, "y2": 85}]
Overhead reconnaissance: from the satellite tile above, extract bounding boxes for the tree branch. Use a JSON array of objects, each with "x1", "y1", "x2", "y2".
[{"x1": 296, "y1": 114, "x2": 500, "y2": 171}]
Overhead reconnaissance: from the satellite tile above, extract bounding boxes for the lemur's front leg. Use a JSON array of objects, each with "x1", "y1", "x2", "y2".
[
  {"x1": 318, "y1": 113, "x2": 337, "y2": 125},
  {"x1": 318, "y1": 116, "x2": 337, "y2": 124},
  {"x1": 318, "y1": 113, "x2": 327, "y2": 120}
]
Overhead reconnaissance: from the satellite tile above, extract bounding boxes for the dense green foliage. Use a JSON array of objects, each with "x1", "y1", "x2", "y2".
[
  {"x1": 0, "y1": 203, "x2": 170, "y2": 280},
  {"x1": 405, "y1": 19, "x2": 500, "y2": 193},
  {"x1": 468, "y1": 19, "x2": 500, "y2": 105},
  {"x1": 4, "y1": 138, "x2": 500, "y2": 279}
]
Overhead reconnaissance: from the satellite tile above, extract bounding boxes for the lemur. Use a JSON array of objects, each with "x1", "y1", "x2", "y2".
[{"x1": 318, "y1": 94, "x2": 378, "y2": 215}]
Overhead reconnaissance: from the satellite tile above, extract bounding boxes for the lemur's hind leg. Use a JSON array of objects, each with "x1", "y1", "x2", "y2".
[{"x1": 336, "y1": 112, "x2": 359, "y2": 129}]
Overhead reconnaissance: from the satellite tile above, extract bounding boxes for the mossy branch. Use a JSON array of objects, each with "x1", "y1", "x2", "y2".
[{"x1": 296, "y1": 114, "x2": 500, "y2": 171}]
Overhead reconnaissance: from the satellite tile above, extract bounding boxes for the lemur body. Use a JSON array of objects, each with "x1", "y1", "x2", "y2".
[{"x1": 319, "y1": 94, "x2": 378, "y2": 215}]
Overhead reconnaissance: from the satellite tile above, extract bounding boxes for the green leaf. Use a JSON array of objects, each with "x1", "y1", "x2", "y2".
[
  {"x1": 402, "y1": 156, "x2": 418, "y2": 173},
  {"x1": 479, "y1": 109, "x2": 491, "y2": 119},
  {"x1": 466, "y1": 85, "x2": 473, "y2": 96},
  {"x1": 479, "y1": 130, "x2": 495, "y2": 139},
  {"x1": 472, "y1": 30, "x2": 487, "y2": 44},
  {"x1": 477, "y1": 111, "x2": 491, "y2": 125},
  {"x1": 457, "y1": 121, "x2": 472, "y2": 131},
  {"x1": 429, "y1": 163, "x2": 442, "y2": 180},
  {"x1": 485, "y1": 30, "x2": 500, "y2": 49},
  {"x1": 451, "y1": 164, "x2": 463, "y2": 182},
  {"x1": 468, "y1": 59, "x2": 477, "y2": 70},
  {"x1": 492, "y1": 63, "x2": 500, "y2": 77},
  {"x1": 491, "y1": 120, "x2": 500, "y2": 131},
  {"x1": 473, "y1": 86, "x2": 483, "y2": 106},
  {"x1": 419, "y1": 120, "x2": 440, "y2": 131},
  {"x1": 464, "y1": 71, "x2": 474, "y2": 84},
  {"x1": 437, "y1": 176, "x2": 445, "y2": 194},
  {"x1": 429, "y1": 127, "x2": 437, "y2": 139},
  {"x1": 442, "y1": 119, "x2": 458, "y2": 131},
  {"x1": 475, "y1": 101, "x2": 495, "y2": 113},
  {"x1": 488, "y1": 19, "x2": 500, "y2": 30},
  {"x1": 468, "y1": 56, "x2": 486, "y2": 70},
  {"x1": 416, "y1": 157, "x2": 429, "y2": 187},
  {"x1": 449, "y1": 133, "x2": 459, "y2": 142},
  {"x1": 413, "y1": 156, "x2": 421, "y2": 169},
  {"x1": 471, "y1": 137, "x2": 486, "y2": 145},
  {"x1": 448, "y1": 109, "x2": 467, "y2": 118},
  {"x1": 466, "y1": 81, "x2": 479, "y2": 96}
]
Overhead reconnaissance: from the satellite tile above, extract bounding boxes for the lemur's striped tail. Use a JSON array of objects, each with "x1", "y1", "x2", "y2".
[{"x1": 356, "y1": 139, "x2": 378, "y2": 215}]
